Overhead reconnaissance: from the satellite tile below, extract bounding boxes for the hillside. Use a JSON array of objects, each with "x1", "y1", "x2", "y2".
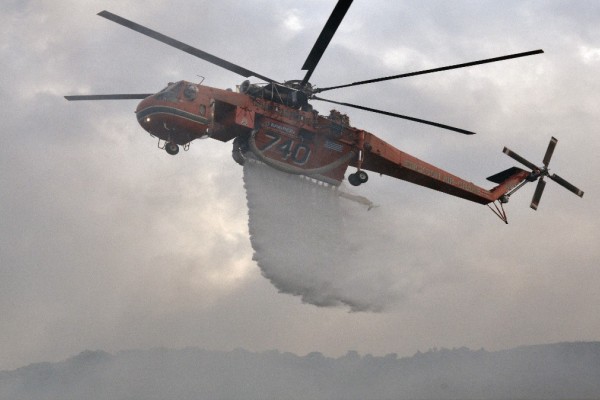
[{"x1": 1, "y1": 342, "x2": 599, "y2": 399}]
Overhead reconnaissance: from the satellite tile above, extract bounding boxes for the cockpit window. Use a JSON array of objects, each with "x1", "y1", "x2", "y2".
[{"x1": 154, "y1": 81, "x2": 183, "y2": 102}]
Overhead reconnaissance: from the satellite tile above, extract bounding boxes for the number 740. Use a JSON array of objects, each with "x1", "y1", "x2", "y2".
[{"x1": 260, "y1": 132, "x2": 311, "y2": 165}]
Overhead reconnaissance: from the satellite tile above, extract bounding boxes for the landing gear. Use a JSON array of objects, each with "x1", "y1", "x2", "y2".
[
  {"x1": 165, "y1": 142, "x2": 179, "y2": 155},
  {"x1": 348, "y1": 170, "x2": 368, "y2": 186},
  {"x1": 232, "y1": 134, "x2": 249, "y2": 166},
  {"x1": 356, "y1": 170, "x2": 368, "y2": 184}
]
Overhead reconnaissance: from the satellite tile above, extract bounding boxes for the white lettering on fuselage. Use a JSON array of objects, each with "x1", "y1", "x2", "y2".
[{"x1": 265, "y1": 121, "x2": 297, "y2": 137}]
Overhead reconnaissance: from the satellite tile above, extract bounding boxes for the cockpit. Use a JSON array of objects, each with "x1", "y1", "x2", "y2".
[
  {"x1": 154, "y1": 81, "x2": 181, "y2": 102},
  {"x1": 153, "y1": 81, "x2": 199, "y2": 102}
]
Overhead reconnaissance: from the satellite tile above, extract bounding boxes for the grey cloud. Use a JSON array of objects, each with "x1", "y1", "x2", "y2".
[{"x1": 1, "y1": 0, "x2": 598, "y2": 371}]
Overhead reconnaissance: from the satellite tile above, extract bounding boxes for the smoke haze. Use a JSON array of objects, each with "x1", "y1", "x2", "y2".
[
  {"x1": 2, "y1": 0, "x2": 600, "y2": 373},
  {"x1": 3, "y1": 342, "x2": 599, "y2": 400}
]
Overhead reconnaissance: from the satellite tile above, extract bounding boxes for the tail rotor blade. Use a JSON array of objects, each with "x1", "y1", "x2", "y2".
[
  {"x1": 530, "y1": 178, "x2": 546, "y2": 210},
  {"x1": 542, "y1": 136, "x2": 558, "y2": 167},
  {"x1": 502, "y1": 137, "x2": 584, "y2": 211},
  {"x1": 550, "y1": 173, "x2": 585, "y2": 197},
  {"x1": 503, "y1": 147, "x2": 540, "y2": 171}
]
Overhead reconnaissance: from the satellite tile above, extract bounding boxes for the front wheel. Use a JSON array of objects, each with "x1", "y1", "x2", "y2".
[
  {"x1": 356, "y1": 170, "x2": 369, "y2": 183},
  {"x1": 165, "y1": 142, "x2": 179, "y2": 155}
]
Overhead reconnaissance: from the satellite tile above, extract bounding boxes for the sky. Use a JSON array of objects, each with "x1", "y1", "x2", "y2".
[{"x1": 1, "y1": 0, "x2": 599, "y2": 371}]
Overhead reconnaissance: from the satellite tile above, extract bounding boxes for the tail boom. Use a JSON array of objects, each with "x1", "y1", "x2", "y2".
[{"x1": 359, "y1": 133, "x2": 530, "y2": 205}]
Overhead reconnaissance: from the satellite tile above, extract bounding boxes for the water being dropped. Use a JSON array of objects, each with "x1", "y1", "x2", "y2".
[{"x1": 243, "y1": 160, "x2": 422, "y2": 312}]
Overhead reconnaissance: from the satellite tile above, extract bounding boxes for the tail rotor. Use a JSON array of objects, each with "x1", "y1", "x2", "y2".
[{"x1": 503, "y1": 137, "x2": 584, "y2": 210}]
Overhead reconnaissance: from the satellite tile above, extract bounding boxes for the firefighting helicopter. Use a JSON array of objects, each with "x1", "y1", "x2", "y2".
[{"x1": 65, "y1": 1, "x2": 583, "y2": 223}]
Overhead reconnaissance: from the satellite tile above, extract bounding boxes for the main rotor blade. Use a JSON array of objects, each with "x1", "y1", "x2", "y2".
[
  {"x1": 530, "y1": 178, "x2": 546, "y2": 210},
  {"x1": 300, "y1": 0, "x2": 353, "y2": 86},
  {"x1": 97, "y1": 11, "x2": 277, "y2": 84},
  {"x1": 65, "y1": 94, "x2": 153, "y2": 101},
  {"x1": 313, "y1": 96, "x2": 475, "y2": 135},
  {"x1": 502, "y1": 147, "x2": 540, "y2": 171},
  {"x1": 542, "y1": 136, "x2": 558, "y2": 167},
  {"x1": 315, "y1": 49, "x2": 544, "y2": 93},
  {"x1": 550, "y1": 173, "x2": 584, "y2": 197}
]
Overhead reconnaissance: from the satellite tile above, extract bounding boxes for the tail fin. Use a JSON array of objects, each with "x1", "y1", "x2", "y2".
[
  {"x1": 484, "y1": 166, "x2": 530, "y2": 223},
  {"x1": 486, "y1": 166, "x2": 530, "y2": 203}
]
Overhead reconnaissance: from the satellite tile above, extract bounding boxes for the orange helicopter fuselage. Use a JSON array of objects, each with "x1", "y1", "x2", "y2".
[
  {"x1": 136, "y1": 81, "x2": 360, "y2": 184},
  {"x1": 135, "y1": 80, "x2": 529, "y2": 203}
]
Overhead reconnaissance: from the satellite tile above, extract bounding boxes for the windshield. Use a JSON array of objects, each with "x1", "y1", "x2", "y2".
[{"x1": 154, "y1": 81, "x2": 183, "y2": 102}]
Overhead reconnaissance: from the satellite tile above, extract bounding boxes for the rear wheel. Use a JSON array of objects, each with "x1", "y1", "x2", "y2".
[{"x1": 348, "y1": 173, "x2": 361, "y2": 186}]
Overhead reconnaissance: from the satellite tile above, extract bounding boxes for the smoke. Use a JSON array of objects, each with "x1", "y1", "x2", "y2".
[{"x1": 243, "y1": 160, "x2": 427, "y2": 312}]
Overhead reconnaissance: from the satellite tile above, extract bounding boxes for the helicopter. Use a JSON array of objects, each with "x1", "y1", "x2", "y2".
[{"x1": 65, "y1": 0, "x2": 583, "y2": 223}]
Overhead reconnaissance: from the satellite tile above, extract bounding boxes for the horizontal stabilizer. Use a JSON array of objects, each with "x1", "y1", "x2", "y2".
[{"x1": 487, "y1": 166, "x2": 526, "y2": 184}]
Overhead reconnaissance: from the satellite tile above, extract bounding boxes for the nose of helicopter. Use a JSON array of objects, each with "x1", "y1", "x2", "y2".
[
  {"x1": 135, "y1": 96, "x2": 156, "y2": 133},
  {"x1": 133, "y1": 82, "x2": 208, "y2": 152},
  {"x1": 134, "y1": 81, "x2": 179, "y2": 126}
]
